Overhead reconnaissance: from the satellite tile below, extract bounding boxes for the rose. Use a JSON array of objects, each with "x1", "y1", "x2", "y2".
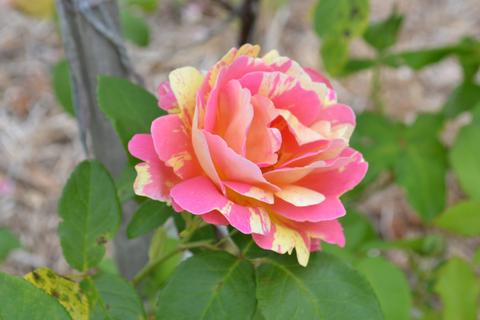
[{"x1": 128, "y1": 44, "x2": 367, "y2": 266}]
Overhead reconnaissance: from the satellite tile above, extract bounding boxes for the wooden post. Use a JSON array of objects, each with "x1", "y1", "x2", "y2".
[{"x1": 56, "y1": 0, "x2": 149, "y2": 279}]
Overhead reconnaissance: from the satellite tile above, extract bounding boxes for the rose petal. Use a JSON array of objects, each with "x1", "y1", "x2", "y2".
[
  {"x1": 299, "y1": 149, "x2": 368, "y2": 197},
  {"x1": 133, "y1": 161, "x2": 178, "y2": 201},
  {"x1": 239, "y1": 71, "x2": 322, "y2": 126},
  {"x1": 272, "y1": 196, "x2": 346, "y2": 222},
  {"x1": 212, "y1": 80, "x2": 253, "y2": 155},
  {"x1": 169, "y1": 66, "x2": 204, "y2": 124},
  {"x1": 170, "y1": 176, "x2": 271, "y2": 234},
  {"x1": 275, "y1": 185, "x2": 326, "y2": 207},
  {"x1": 157, "y1": 80, "x2": 177, "y2": 111},
  {"x1": 151, "y1": 115, "x2": 200, "y2": 179},
  {"x1": 203, "y1": 131, "x2": 280, "y2": 191},
  {"x1": 128, "y1": 134, "x2": 156, "y2": 162},
  {"x1": 253, "y1": 221, "x2": 310, "y2": 266}
]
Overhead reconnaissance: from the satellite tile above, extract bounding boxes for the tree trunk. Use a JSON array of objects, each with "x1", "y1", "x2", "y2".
[{"x1": 56, "y1": 0, "x2": 149, "y2": 279}]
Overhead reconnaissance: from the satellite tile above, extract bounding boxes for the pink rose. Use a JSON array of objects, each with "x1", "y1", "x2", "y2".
[{"x1": 128, "y1": 44, "x2": 367, "y2": 266}]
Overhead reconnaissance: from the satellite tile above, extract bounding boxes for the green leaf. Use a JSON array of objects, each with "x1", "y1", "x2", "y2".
[
  {"x1": 51, "y1": 59, "x2": 74, "y2": 116},
  {"x1": 363, "y1": 235, "x2": 445, "y2": 256},
  {"x1": 313, "y1": 0, "x2": 370, "y2": 39},
  {"x1": 120, "y1": 9, "x2": 150, "y2": 47},
  {"x1": 450, "y1": 116, "x2": 480, "y2": 199},
  {"x1": 115, "y1": 165, "x2": 136, "y2": 203},
  {"x1": 256, "y1": 253, "x2": 383, "y2": 320},
  {"x1": 357, "y1": 257, "x2": 412, "y2": 320},
  {"x1": 473, "y1": 248, "x2": 480, "y2": 266},
  {"x1": 434, "y1": 257, "x2": 480, "y2": 320},
  {"x1": 0, "y1": 228, "x2": 20, "y2": 262},
  {"x1": 127, "y1": 199, "x2": 173, "y2": 239},
  {"x1": 58, "y1": 160, "x2": 121, "y2": 271},
  {"x1": 339, "y1": 58, "x2": 375, "y2": 76},
  {"x1": 321, "y1": 37, "x2": 349, "y2": 76},
  {"x1": 24, "y1": 268, "x2": 89, "y2": 320},
  {"x1": 122, "y1": 0, "x2": 159, "y2": 12},
  {"x1": 93, "y1": 273, "x2": 146, "y2": 320},
  {"x1": 0, "y1": 272, "x2": 71, "y2": 320},
  {"x1": 386, "y1": 47, "x2": 456, "y2": 70},
  {"x1": 364, "y1": 12, "x2": 403, "y2": 52},
  {"x1": 351, "y1": 112, "x2": 403, "y2": 184},
  {"x1": 97, "y1": 76, "x2": 162, "y2": 152},
  {"x1": 156, "y1": 251, "x2": 256, "y2": 320},
  {"x1": 395, "y1": 114, "x2": 447, "y2": 221},
  {"x1": 457, "y1": 37, "x2": 480, "y2": 82},
  {"x1": 435, "y1": 201, "x2": 480, "y2": 236},
  {"x1": 443, "y1": 82, "x2": 480, "y2": 118}
]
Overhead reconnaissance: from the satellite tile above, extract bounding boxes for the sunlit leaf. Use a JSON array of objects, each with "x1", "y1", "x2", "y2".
[
  {"x1": 313, "y1": 0, "x2": 370, "y2": 39},
  {"x1": 357, "y1": 257, "x2": 412, "y2": 320},
  {"x1": 434, "y1": 257, "x2": 480, "y2": 320},
  {"x1": 0, "y1": 272, "x2": 71, "y2": 319},
  {"x1": 435, "y1": 201, "x2": 480, "y2": 236},
  {"x1": 24, "y1": 268, "x2": 89, "y2": 320},
  {"x1": 450, "y1": 111, "x2": 480, "y2": 199},
  {"x1": 321, "y1": 37, "x2": 349, "y2": 76}
]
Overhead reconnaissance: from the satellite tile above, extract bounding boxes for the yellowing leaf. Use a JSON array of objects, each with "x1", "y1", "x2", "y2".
[
  {"x1": 24, "y1": 268, "x2": 89, "y2": 320},
  {"x1": 11, "y1": 0, "x2": 54, "y2": 17}
]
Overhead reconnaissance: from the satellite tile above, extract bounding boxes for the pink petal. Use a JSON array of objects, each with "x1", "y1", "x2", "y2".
[
  {"x1": 299, "y1": 149, "x2": 368, "y2": 197},
  {"x1": 296, "y1": 219, "x2": 345, "y2": 247},
  {"x1": 271, "y1": 197, "x2": 346, "y2": 222},
  {"x1": 128, "y1": 134, "x2": 157, "y2": 162},
  {"x1": 264, "y1": 154, "x2": 355, "y2": 186},
  {"x1": 304, "y1": 67, "x2": 333, "y2": 90},
  {"x1": 275, "y1": 185, "x2": 325, "y2": 207},
  {"x1": 239, "y1": 71, "x2": 322, "y2": 126},
  {"x1": 157, "y1": 80, "x2": 177, "y2": 111},
  {"x1": 133, "y1": 161, "x2": 178, "y2": 201},
  {"x1": 245, "y1": 95, "x2": 281, "y2": 166},
  {"x1": 170, "y1": 176, "x2": 271, "y2": 235},
  {"x1": 200, "y1": 211, "x2": 229, "y2": 225},
  {"x1": 315, "y1": 103, "x2": 355, "y2": 125},
  {"x1": 203, "y1": 131, "x2": 280, "y2": 191},
  {"x1": 223, "y1": 181, "x2": 274, "y2": 204},
  {"x1": 151, "y1": 115, "x2": 200, "y2": 179},
  {"x1": 252, "y1": 221, "x2": 310, "y2": 266},
  {"x1": 170, "y1": 176, "x2": 227, "y2": 215},
  {"x1": 192, "y1": 109, "x2": 224, "y2": 192},
  {"x1": 212, "y1": 80, "x2": 253, "y2": 155}
]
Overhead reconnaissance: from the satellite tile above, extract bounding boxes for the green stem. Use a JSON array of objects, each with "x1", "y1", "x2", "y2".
[
  {"x1": 370, "y1": 62, "x2": 385, "y2": 114},
  {"x1": 132, "y1": 240, "x2": 216, "y2": 286}
]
